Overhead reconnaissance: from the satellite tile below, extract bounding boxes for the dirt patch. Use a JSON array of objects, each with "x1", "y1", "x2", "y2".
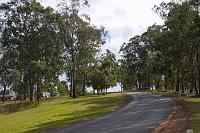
[{"x1": 153, "y1": 96, "x2": 190, "y2": 133}]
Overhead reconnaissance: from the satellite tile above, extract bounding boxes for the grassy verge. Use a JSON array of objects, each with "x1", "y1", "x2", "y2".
[
  {"x1": 0, "y1": 93, "x2": 130, "y2": 133},
  {"x1": 147, "y1": 90, "x2": 200, "y2": 132},
  {"x1": 145, "y1": 89, "x2": 176, "y2": 95},
  {"x1": 184, "y1": 97, "x2": 200, "y2": 132}
]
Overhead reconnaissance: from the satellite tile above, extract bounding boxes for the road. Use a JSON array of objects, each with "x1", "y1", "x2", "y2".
[{"x1": 44, "y1": 92, "x2": 173, "y2": 133}]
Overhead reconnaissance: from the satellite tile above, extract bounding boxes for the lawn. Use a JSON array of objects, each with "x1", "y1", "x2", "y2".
[
  {"x1": 145, "y1": 89, "x2": 175, "y2": 95},
  {"x1": 0, "y1": 93, "x2": 129, "y2": 133},
  {"x1": 185, "y1": 97, "x2": 200, "y2": 132}
]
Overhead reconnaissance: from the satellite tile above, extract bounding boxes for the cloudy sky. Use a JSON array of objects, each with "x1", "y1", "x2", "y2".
[
  {"x1": 84, "y1": 0, "x2": 170, "y2": 56},
  {"x1": 1, "y1": 0, "x2": 170, "y2": 56}
]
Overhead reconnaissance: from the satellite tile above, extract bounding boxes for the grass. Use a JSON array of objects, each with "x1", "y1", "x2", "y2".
[
  {"x1": 147, "y1": 89, "x2": 200, "y2": 132},
  {"x1": 0, "y1": 93, "x2": 129, "y2": 133},
  {"x1": 145, "y1": 89, "x2": 175, "y2": 95},
  {"x1": 0, "y1": 101, "x2": 39, "y2": 114},
  {"x1": 184, "y1": 97, "x2": 200, "y2": 132}
]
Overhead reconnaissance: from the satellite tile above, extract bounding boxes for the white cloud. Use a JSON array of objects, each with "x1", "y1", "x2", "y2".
[
  {"x1": 1, "y1": 0, "x2": 171, "y2": 56},
  {"x1": 84, "y1": 0, "x2": 171, "y2": 55},
  {"x1": 0, "y1": 0, "x2": 8, "y2": 3}
]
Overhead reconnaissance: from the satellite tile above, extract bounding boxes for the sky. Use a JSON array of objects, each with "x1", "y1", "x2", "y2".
[
  {"x1": 84, "y1": 0, "x2": 171, "y2": 56},
  {"x1": 1, "y1": 0, "x2": 170, "y2": 57}
]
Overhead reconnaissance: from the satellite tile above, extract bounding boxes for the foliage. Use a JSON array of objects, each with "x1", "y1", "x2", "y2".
[
  {"x1": 120, "y1": 0, "x2": 200, "y2": 95},
  {"x1": 0, "y1": 0, "x2": 106, "y2": 101},
  {"x1": 88, "y1": 50, "x2": 119, "y2": 94},
  {"x1": 57, "y1": 0, "x2": 105, "y2": 97}
]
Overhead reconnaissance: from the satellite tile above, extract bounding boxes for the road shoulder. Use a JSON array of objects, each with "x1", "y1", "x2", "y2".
[{"x1": 152, "y1": 95, "x2": 190, "y2": 133}]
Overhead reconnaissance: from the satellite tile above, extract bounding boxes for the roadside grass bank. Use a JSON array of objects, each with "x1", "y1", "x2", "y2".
[
  {"x1": 184, "y1": 97, "x2": 200, "y2": 132},
  {"x1": 0, "y1": 93, "x2": 131, "y2": 133},
  {"x1": 153, "y1": 96, "x2": 189, "y2": 133},
  {"x1": 145, "y1": 89, "x2": 176, "y2": 95},
  {"x1": 147, "y1": 90, "x2": 200, "y2": 133}
]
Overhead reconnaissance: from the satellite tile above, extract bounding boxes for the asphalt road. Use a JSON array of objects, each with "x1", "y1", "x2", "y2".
[{"x1": 44, "y1": 92, "x2": 173, "y2": 133}]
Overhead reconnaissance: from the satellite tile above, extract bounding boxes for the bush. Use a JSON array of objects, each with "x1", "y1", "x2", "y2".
[{"x1": 0, "y1": 101, "x2": 38, "y2": 114}]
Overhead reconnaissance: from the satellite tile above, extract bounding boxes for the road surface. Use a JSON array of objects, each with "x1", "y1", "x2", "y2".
[{"x1": 44, "y1": 92, "x2": 173, "y2": 133}]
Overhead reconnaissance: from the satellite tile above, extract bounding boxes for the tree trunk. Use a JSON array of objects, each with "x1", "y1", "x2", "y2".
[
  {"x1": 71, "y1": 37, "x2": 76, "y2": 98},
  {"x1": 138, "y1": 82, "x2": 141, "y2": 91},
  {"x1": 195, "y1": 43, "x2": 200, "y2": 96},
  {"x1": 148, "y1": 78, "x2": 151, "y2": 90},
  {"x1": 120, "y1": 83, "x2": 123, "y2": 92},
  {"x1": 176, "y1": 69, "x2": 180, "y2": 92},
  {"x1": 36, "y1": 73, "x2": 41, "y2": 103},
  {"x1": 192, "y1": 52, "x2": 198, "y2": 95},
  {"x1": 72, "y1": 70, "x2": 76, "y2": 98},
  {"x1": 30, "y1": 80, "x2": 34, "y2": 101},
  {"x1": 82, "y1": 74, "x2": 86, "y2": 96},
  {"x1": 2, "y1": 84, "x2": 6, "y2": 102},
  {"x1": 181, "y1": 70, "x2": 185, "y2": 93},
  {"x1": 70, "y1": 74, "x2": 73, "y2": 97}
]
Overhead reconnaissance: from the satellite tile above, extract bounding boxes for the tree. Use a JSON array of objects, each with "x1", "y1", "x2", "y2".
[
  {"x1": 0, "y1": 0, "x2": 64, "y2": 102},
  {"x1": 120, "y1": 0, "x2": 200, "y2": 96},
  {"x1": 100, "y1": 50, "x2": 119, "y2": 93},
  {"x1": 88, "y1": 50, "x2": 119, "y2": 94},
  {"x1": 58, "y1": 0, "x2": 105, "y2": 97},
  {"x1": 0, "y1": 54, "x2": 12, "y2": 102},
  {"x1": 120, "y1": 35, "x2": 148, "y2": 91},
  {"x1": 0, "y1": 0, "x2": 106, "y2": 102}
]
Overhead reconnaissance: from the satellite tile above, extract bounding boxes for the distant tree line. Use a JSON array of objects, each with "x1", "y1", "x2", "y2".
[
  {"x1": 120, "y1": 0, "x2": 200, "y2": 96},
  {"x1": 0, "y1": 0, "x2": 119, "y2": 102}
]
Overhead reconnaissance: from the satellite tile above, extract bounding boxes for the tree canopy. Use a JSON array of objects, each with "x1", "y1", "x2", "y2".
[
  {"x1": 0, "y1": 0, "x2": 113, "y2": 102},
  {"x1": 120, "y1": 0, "x2": 200, "y2": 96}
]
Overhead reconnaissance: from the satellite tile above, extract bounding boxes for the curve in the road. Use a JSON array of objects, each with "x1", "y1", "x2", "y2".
[{"x1": 43, "y1": 92, "x2": 173, "y2": 133}]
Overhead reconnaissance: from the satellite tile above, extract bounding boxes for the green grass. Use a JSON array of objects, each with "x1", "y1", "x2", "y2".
[
  {"x1": 0, "y1": 93, "x2": 128, "y2": 133},
  {"x1": 185, "y1": 97, "x2": 200, "y2": 132},
  {"x1": 145, "y1": 89, "x2": 175, "y2": 95}
]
